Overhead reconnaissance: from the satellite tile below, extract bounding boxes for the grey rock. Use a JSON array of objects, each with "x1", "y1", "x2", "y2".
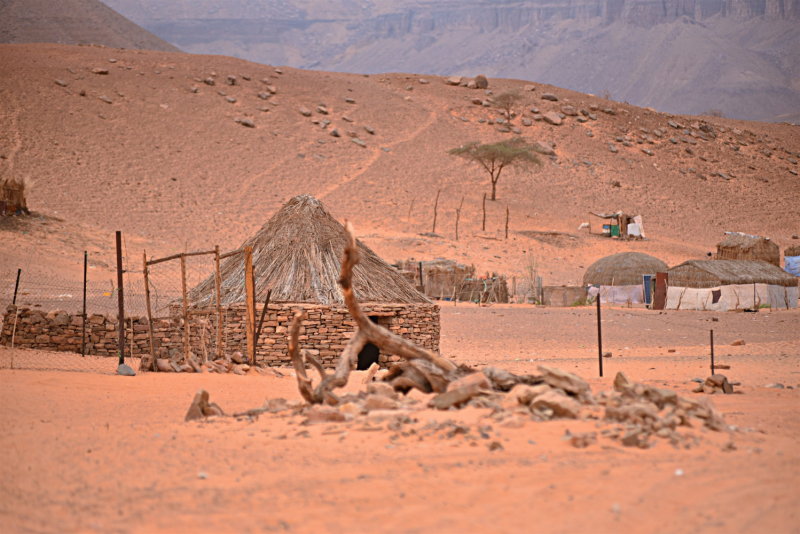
[
  {"x1": 330, "y1": 128, "x2": 340, "y2": 137},
  {"x1": 118, "y1": 363, "x2": 136, "y2": 376},
  {"x1": 299, "y1": 106, "x2": 311, "y2": 117},
  {"x1": 204, "y1": 77, "x2": 215, "y2": 86},
  {"x1": 475, "y1": 74, "x2": 489, "y2": 89},
  {"x1": 237, "y1": 118, "x2": 255, "y2": 128},
  {"x1": 531, "y1": 390, "x2": 582, "y2": 419},
  {"x1": 609, "y1": 143, "x2": 618, "y2": 153},
  {"x1": 641, "y1": 148, "x2": 654, "y2": 156},
  {"x1": 543, "y1": 112, "x2": 562, "y2": 125},
  {"x1": 352, "y1": 138, "x2": 366, "y2": 147},
  {"x1": 225, "y1": 96, "x2": 237, "y2": 103},
  {"x1": 541, "y1": 93, "x2": 558, "y2": 101},
  {"x1": 538, "y1": 365, "x2": 592, "y2": 402},
  {"x1": 522, "y1": 118, "x2": 532, "y2": 126},
  {"x1": 364, "y1": 125, "x2": 375, "y2": 134},
  {"x1": 345, "y1": 97, "x2": 355, "y2": 103},
  {"x1": 55, "y1": 79, "x2": 67, "y2": 87}
]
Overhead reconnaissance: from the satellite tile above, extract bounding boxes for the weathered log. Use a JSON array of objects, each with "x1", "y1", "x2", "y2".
[{"x1": 288, "y1": 221, "x2": 456, "y2": 404}]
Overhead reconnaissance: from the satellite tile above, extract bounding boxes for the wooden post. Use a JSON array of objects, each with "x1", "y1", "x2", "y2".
[
  {"x1": 512, "y1": 275, "x2": 516, "y2": 302},
  {"x1": 180, "y1": 253, "x2": 190, "y2": 363},
  {"x1": 710, "y1": 329, "x2": 714, "y2": 374},
  {"x1": 116, "y1": 231, "x2": 125, "y2": 366},
  {"x1": 142, "y1": 251, "x2": 157, "y2": 371},
  {"x1": 432, "y1": 188, "x2": 441, "y2": 234},
  {"x1": 482, "y1": 193, "x2": 486, "y2": 231},
  {"x1": 214, "y1": 245, "x2": 222, "y2": 361},
  {"x1": 244, "y1": 246, "x2": 255, "y2": 366},
  {"x1": 455, "y1": 195, "x2": 464, "y2": 241},
  {"x1": 254, "y1": 289, "x2": 272, "y2": 362},
  {"x1": 596, "y1": 296, "x2": 603, "y2": 377},
  {"x1": 81, "y1": 253, "x2": 87, "y2": 357},
  {"x1": 505, "y1": 205, "x2": 509, "y2": 239}
]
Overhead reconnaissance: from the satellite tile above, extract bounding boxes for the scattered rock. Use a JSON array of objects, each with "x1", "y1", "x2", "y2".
[
  {"x1": 447, "y1": 372, "x2": 491, "y2": 392},
  {"x1": 561, "y1": 106, "x2": 578, "y2": 116},
  {"x1": 204, "y1": 77, "x2": 215, "y2": 86},
  {"x1": 225, "y1": 96, "x2": 237, "y2": 104},
  {"x1": 445, "y1": 76, "x2": 462, "y2": 86},
  {"x1": 538, "y1": 365, "x2": 592, "y2": 402},
  {"x1": 641, "y1": 148, "x2": 654, "y2": 156},
  {"x1": 472, "y1": 98, "x2": 483, "y2": 105},
  {"x1": 299, "y1": 106, "x2": 311, "y2": 117},
  {"x1": 474, "y1": 74, "x2": 489, "y2": 89},
  {"x1": 535, "y1": 141, "x2": 555, "y2": 156},
  {"x1": 609, "y1": 143, "x2": 618, "y2": 153},
  {"x1": 185, "y1": 390, "x2": 224, "y2": 421},
  {"x1": 156, "y1": 359, "x2": 174, "y2": 372},
  {"x1": 570, "y1": 432, "x2": 597, "y2": 448},
  {"x1": 693, "y1": 374, "x2": 734, "y2": 394},
  {"x1": 258, "y1": 92, "x2": 269, "y2": 100},
  {"x1": 303, "y1": 405, "x2": 347, "y2": 425},
  {"x1": 764, "y1": 383, "x2": 785, "y2": 389},
  {"x1": 54, "y1": 79, "x2": 67, "y2": 87},
  {"x1": 523, "y1": 84, "x2": 535, "y2": 91},
  {"x1": 730, "y1": 339, "x2": 745, "y2": 346},
  {"x1": 363, "y1": 394, "x2": 399, "y2": 411},
  {"x1": 345, "y1": 97, "x2": 355, "y2": 104},
  {"x1": 467, "y1": 80, "x2": 477, "y2": 89},
  {"x1": 117, "y1": 363, "x2": 136, "y2": 376},
  {"x1": 98, "y1": 96, "x2": 112, "y2": 104},
  {"x1": 367, "y1": 382, "x2": 398, "y2": 400},
  {"x1": 227, "y1": 75, "x2": 237, "y2": 85},
  {"x1": 317, "y1": 105, "x2": 329, "y2": 115},
  {"x1": 364, "y1": 126, "x2": 375, "y2": 135},
  {"x1": 541, "y1": 93, "x2": 558, "y2": 101},
  {"x1": 543, "y1": 112, "x2": 562, "y2": 125},
  {"x1": 92, "y1": 68, "x2": 109, "y2": 75},
  {"x1": 531, "y1": 390, "x2": 582, "y2": 419},
  {"x1": 236, "y1": 118, "x2": 255, "y2": 128},
  {"x1": 330, "y1": 128, "x2": 340, "y2": 138},
  {"x1": 351, "y1": 138, "x2": 366, "y2": 147},
  {"x1": 522, "y1": 118, "x2": 532, "y2": 126},
  {"x1": 419, "y1": 78, "x2": 429, "y2": 84}
]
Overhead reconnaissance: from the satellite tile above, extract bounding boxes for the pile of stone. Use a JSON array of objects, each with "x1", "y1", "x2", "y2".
[
  {"x1": 693, "y1": 374, "x2": 735, "y2": 394},
  {"x1": 188, "y1": 364, "x2": 730, "y2": 451}
]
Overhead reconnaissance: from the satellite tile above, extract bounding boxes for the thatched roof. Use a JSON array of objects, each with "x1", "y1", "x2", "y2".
[
  {"x1": 785, "y1": 245, "x2": 800, "y2": 257},
  {"x1": 583, "y1": 252, "x2": 668, "y2": 286},
  {"x1": 669, "y1": 260, "x2": 798, "y2": 288},
  {"x1": 716, "y1": 234, "x2": 776, "y2": 251},
  {"x1": 187, "y1": 195, "x2": 430, "y2": 306}
]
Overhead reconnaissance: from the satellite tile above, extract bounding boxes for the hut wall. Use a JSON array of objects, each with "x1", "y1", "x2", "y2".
[
  {"x1": 666, "y1": 284, "x2": 799, "y2": 311},
  {"x1": 542, "y1": 286, "x2": 588, "y2": 307},
  {"x1": 1, "y1": 302, "x2": 441, "y2": 369},
  {"x1": 716, "y1": 241, "x2": 780, "y2": 266}
]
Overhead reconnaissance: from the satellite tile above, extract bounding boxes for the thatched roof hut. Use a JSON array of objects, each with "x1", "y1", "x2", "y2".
[
  {"x1": 583, "y1": 252, "x2": 668, "y2": 286},
  {"x1": 785, "y1": 245, "x2": 800, "y2": 258},
  {"x1": 715, "y1": 234, "x2": 779, "y2": 267},
  {"x1": 188, "y1": 195, "x2": 429, "y2": 306},
  {"x1": 668, "y1": 260, "x2": 798, "y2": 289}
]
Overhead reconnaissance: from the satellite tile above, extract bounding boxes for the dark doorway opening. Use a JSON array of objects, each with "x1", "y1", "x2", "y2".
[{"x1": 357, "y1": 316, "x2": 381, "y2": 370}]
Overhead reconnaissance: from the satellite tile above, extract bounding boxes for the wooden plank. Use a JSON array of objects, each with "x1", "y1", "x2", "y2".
[
  {"x1": 147, "y1": 249, "x2": 217, "y2": 266},
  {"x1": 181, "y1": 254, "x2": 190, "y2": 363},
  {"x1": 219, "y1": 248, "x2": 244, "y2": 260},
  {"x1": 215, "y1": 245, "x2": 223, "y2": 361},
  {"x1": 244, "y1": 246, "x2": 255, "y2": 366},
  {"x1": 142, "y1": 251, "x2": 157, "y2": 372}
]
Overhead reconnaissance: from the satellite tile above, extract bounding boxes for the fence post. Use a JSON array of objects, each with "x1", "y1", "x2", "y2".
[
  {"x1": 142, "y1": 251, "x2": 157, "y2": 371},
  {"x1": 116, "y1": 231, "x2": 125, "y2": 366},
  {"x1": 215, "y1": 245, "x2": 222, "y2": 361},
  {"x1": 82, "y1": 252, "x2": 87, "y2": 357},
  {"x1": 12, "y1": 268, "x2": 21, "y2": 305},
  {"x1": 596, "y1": 296, "x2": 603, "y2": 378},
  {"x1": 180, "y1": 253, "x2": 190, "y2": 363},
  {"x1": 244, "y1": 246, "x2": 255, "y2": 366}
]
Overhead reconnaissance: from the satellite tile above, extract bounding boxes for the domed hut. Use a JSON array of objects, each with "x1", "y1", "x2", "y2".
[
  {"x1": 715, "y1": 233, "x2": 779, "y2": 267},
  {"x1": 186, "y1": 195, "x2": 438, "y2": 369},
  {"x1": 583, "y1": 252, "x2": 668, "y2": 304}
]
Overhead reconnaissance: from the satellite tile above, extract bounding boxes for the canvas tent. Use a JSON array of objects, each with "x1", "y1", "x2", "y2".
[
  {"x1": 785, "y1": 245, "x2": 800, "y2": 277},
  {"x1": 583, "y1": 252, "x2": 668, "y2": 304},
  {"x1": 666, "y1": 260, "x2": 798, "y2": 311},
  {"x1": 715, "y1": 233, "x2": 779, "y2": 267}
]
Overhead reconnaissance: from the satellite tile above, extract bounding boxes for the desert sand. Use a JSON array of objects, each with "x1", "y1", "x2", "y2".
[{"x1": 1, "y1": 305, "x2": 799, "y2": 533}]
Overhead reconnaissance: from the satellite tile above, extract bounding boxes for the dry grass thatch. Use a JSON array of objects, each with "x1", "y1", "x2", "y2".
[
  {"x1": 583, "y1": 252, "x2": 668, "y2": 286},
  {"x1": 668, "y1": 260, "x2": 798, "y2": 288},
  {"x1": 0, "y1": 176, "x2": 31, "y2": 213},
  {"x1": 187, "y1": 195, "x2": 430, "y2": 306},
  {"x1": 716, "y1": 234, "x2": 779, "y2": 266},
  {"x1": 785, "y1": 245, "x2": 800, "y2": 257}
]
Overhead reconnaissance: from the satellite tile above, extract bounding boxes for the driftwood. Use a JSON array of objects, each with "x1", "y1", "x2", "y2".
[{"x1": 289, "y1": 221, "x2": 456, "y2": 405}]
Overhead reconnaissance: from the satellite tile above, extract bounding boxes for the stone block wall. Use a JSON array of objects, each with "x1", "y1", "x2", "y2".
[{"x1": 1, "y1": 302, "x2": 440, "y2": 369}]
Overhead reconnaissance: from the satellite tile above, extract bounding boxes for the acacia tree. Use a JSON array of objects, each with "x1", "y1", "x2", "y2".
[
  {"x1": 449, "y1": 138, "x2": 541, "y2": 201},
  {"x1": 493, "y1": 90, "x2": 521, "y2": 120}
]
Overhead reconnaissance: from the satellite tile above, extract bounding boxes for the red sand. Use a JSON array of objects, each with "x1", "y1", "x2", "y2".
[{"x1": 2, "y1": 306, "x2": 798, "y2": 533}]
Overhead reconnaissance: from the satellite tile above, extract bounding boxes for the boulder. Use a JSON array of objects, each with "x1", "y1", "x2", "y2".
[
  {"x1": 535, "y1": 141, "x2": 555, "y2": 156},
  {"x1": 561, "y1": 106, "x2": 578, "y2": 116},
  {"x1": 543, "y1": 112, "x2": 562, "y2": 126},
  {"x1": 467, "y1": 80, "x2": 477, "y2": 89},
  {"x1": 475, "y1": 74, "x2": 489, "y2": 89},
  {"x1": 447, "y1": 372, "x2": 491, "y2": 392},
  {"x1": 538, "y1": 365, "x2": 592, "y2": 402},
  {"x1": 531, "y1": 390, "x2": 582, "y2": 419},
  {"x1": 523, "y1": 84, "x2": 535, "y2": 91},
  {"x1": 363, "y1": 394, "x2": 400, "y2": 411},
  {"x1": 430, "y1": 384, "x2": 482, "y2": 410},
  {"x1": 541, "y1": 93, "x2": 558, "y2": 101},
  {"x1": 613, "y1": 371, "x2": 633, "y2": 392},
  {"x1": 298, "y1": 106, "x2": 311, "y2": 117},
  {"x1": 156, "y1": 359, "x2": 174, "y2": 372},
  {"x1": 504, "y1": 384, "x2": 550, "y2": 407},
  {"x1": 117, "y1": 363, "x2": 136, "y2": 376},
  {"x1": 472, "y1": 98, "x2": 483, "y2": 105},
  {"x1": 445, "y1": 76, "x2": 462, "y2": 86}
]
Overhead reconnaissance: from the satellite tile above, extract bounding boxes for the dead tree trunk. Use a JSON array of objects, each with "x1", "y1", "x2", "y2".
[
  {"x1": 432, "y1": 188, "x2": 441, "y2": 234},
  {"x1": 482, "y1": 193, "x2": 486, "y2": 231},
  {"x1": 289, "y1": 221, "x2": 456, "y2": 405}
]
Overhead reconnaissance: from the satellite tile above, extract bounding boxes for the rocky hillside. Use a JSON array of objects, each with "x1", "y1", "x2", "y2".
[
  {"x1": 0, "y1": 0, "x2": 180, "y2": 52},
  {"x1": 100, "y1": 0, "x2": 800, "y2": 122}
]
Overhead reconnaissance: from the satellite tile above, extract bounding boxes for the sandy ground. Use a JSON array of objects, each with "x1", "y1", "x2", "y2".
[{"x1": 2, "y1": 306, "x2": 798, "y2": 533}]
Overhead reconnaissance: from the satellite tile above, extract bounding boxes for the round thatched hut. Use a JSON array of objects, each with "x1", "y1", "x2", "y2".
[
  {"x1": 583, "y1": 252, "x2": 668, "y2": 304},
  {"x1": 186, "y1": 195, "x2": 438, "y2": 369},
  {"x1": 715, "y1": 234, "x2": 779, "y2": 267},
  {"x1": 666, "y1": 260, "x2": 798, "y2": 311}
]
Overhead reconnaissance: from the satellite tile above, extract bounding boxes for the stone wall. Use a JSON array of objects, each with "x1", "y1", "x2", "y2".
[{"x1": 1, "y1": 302, "x2": 440, "y2": 368}]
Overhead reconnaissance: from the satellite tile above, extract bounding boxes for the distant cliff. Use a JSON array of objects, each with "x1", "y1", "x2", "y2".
[{"x1": 100, "y1": 0, "x2": 800, "y2": 121}]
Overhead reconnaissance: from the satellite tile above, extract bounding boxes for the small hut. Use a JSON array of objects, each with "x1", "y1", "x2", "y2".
[
  {"x1": 715, "y1": 233, "x2": 779, "y2": 267},
  {"x1": 785, "y1": 245, "x2": 800, "y2": 277},
  {"x1": 666, "y1": 260, "x2": 798, "y2": 311},
  {"x1": 186, "y1": 195, "x2": 439, "y2": 369},
  {"x1": 0, "y1": 177, "x2": 30, "y2": 216},
  {"x1": 583, "y1": 252, "x2": 668, "y2": 304}
]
